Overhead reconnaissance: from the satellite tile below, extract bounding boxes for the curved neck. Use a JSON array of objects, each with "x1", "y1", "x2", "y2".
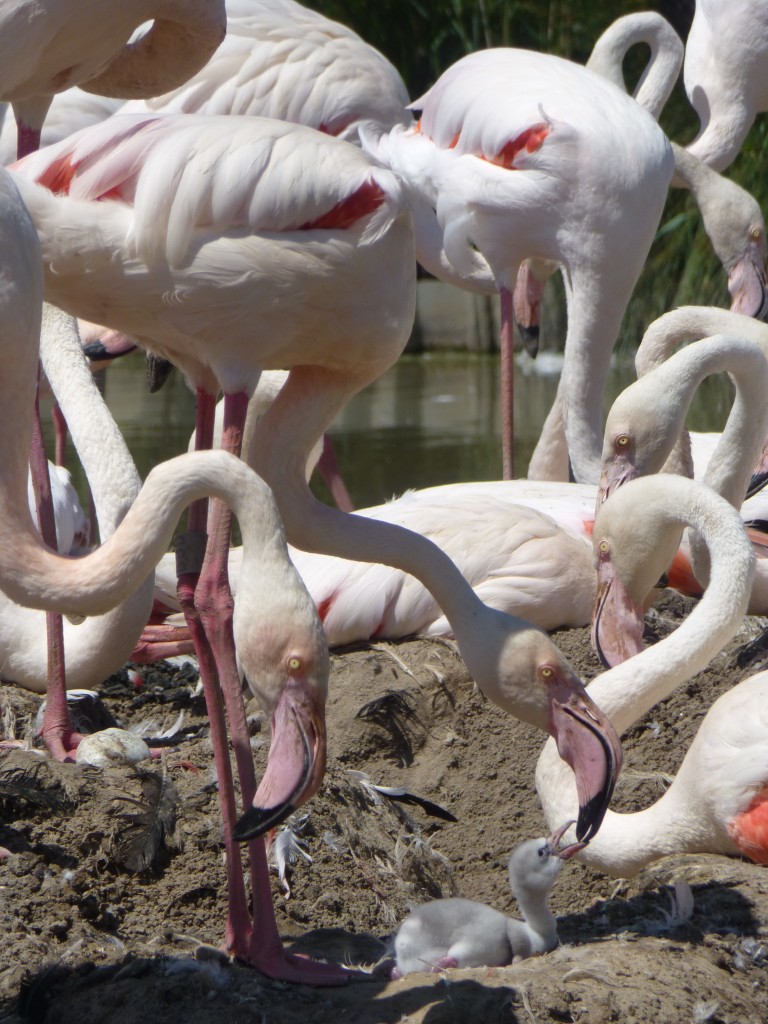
[
  {"x1": 686, "y1": 107, "x2": 754, "y2": 174},
  {"x1": 40, "y1": 305, "x2": 142, "y2": 537},
  {"x1": 536, "y1": 485, "x2": 754, "y2": 872},
  {"x1": 636, "y1": 306, "x2": 768, "y2": 377},
  {"x1": 81, "y1": 2, "x2": 226, "y2": 101},
  {"x1": 248, "y1": 366, "x2": 536, "y2": 717},
  {"x1": 586, "y1": 12, "x2": 683, "y2": 119}
]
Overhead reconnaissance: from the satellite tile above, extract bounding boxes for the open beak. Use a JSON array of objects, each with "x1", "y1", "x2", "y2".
[
  {"x1": 728, "y1": 243, "x2": 768, "y2": 321},
  {"x1": 547, "y1": 670, "x2": 623, "y2": 843},
  {"x1": 547, "y1": 819, "x2": 587, "y2": 860},
  {"x1": 591, "y1": 553, "x2": 646, "y2": 669},
  {"x1": 233, "y1": 678, "x2": 326, "y2": 842}
]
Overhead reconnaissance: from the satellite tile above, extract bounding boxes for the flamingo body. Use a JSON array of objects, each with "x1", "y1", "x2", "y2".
[{"x1": 369, "y1": 47, "x2": 673, "y2": 482}]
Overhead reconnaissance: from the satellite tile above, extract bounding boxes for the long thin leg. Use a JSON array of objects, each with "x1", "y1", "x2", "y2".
[
  {"x1": 30, "y1": 382, "x2": 81, "y2": 761},
  {"x1": 499, "y1": 286, "x2": 515, "y2": 480}
]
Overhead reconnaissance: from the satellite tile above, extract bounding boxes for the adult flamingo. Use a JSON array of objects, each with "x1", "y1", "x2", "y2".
[
  {"x1": 0, "y1": 164, "x2": 353, "y2": 982},
  {"x1": 7, "y1": 117, "x2": 622, "y2": 927},
  {"x1": 0, "y1": 0, "x2": 226, "y2": 158},
  {"x1": 684, "y1": 0, "x2": 768, "y2": 171},
  {"x1": 125, "y1": 0, "x2": 411, "y2": 142},
  {"x1": 537, "y1": 474, "x2": 768, "y2": 876},
  {"x1": 366, "y1": 48, "x2": 674, "y2": 481}
]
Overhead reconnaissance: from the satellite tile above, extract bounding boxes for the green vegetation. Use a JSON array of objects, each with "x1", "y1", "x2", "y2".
[{"x1": 305, "y1": 0, "x2": 768, "y2": 351}]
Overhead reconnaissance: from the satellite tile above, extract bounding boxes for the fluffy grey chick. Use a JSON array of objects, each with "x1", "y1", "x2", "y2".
[{"x1": 392, "y1": 821, "x2": 582, "y2": 977}]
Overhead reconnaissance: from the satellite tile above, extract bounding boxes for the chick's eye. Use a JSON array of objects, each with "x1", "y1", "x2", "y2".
[{"x1": 288, "y1": 656, "x2": 303, "y2": 672}]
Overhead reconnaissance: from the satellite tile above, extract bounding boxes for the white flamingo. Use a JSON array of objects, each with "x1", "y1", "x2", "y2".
[
  {"x1": 684, "y1": 0, "x2": 768, "y2": 171},
  {"x1": 366, "y1": 47, "x2": 674, "y2": 481},
  {"x1": 537, "y1": 474, "x2": 768, "y2": 876},
  {"x1": 0, "y1": 0, "x2": 225, "y2": 158},
  {"x1": 5, "y1": 119, "x2": 622, "y2": 972}
]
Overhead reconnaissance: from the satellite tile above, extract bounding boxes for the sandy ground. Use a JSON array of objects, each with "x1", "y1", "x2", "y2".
[{"x1": 2, "y1": 592, "x2": 768, "y2": 1024}]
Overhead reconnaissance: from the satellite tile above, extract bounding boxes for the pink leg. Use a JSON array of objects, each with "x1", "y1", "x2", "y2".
[
  {"x1": 195, "y1": 392, "x2": 352, "y2": 983},
  {"x1": 16, "y1": 122, "x2": 42, "y2": 160},
  {"x1": 431, "y1": 956, "x2": 459, "y2": 971},
  {"x1": 499, "y1": 286, "x2": 515, "y2": 481},
  {"x1": 316, "y1": 435, "x2": 354, "y2": 512},
  {"x1": 52, "y1": 402, "x2": 68, "y2": 466},
  {"x1": 29, "y1": 383, "x2": 80, "y2": 761}
]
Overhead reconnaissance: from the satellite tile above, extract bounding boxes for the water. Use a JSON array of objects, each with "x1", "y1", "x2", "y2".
[{"x1": 48, "y1": 344, "x2": 735, "y2": 513}]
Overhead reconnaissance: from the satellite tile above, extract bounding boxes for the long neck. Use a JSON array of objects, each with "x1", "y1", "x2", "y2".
[
  {"x1": 536, "y1": 485, "x2": 754, "y2": 873},
  {"x1": 586, "y1": 12, "x2": 683, "y2": 119},
  {"x1": 248, "y1": 366, "x2": 534, "y2": 717},
  {"x1": 559, "y1": 262, "x2": 640, "y2": 485},
  {"x1": 80, "y1": 1, "x2": 225, "y2": 101},
  {"x1": 685, "y1": 105, "x2": 754, "y2": 174},
  {"x1": 40, "y1": 306, "x2": 142, "y2": 536},
  {"x1": 634, "y1": 334, "x2": 768, "y2": 508},
  {"x1": 636, "y1": 306, "x2": 768, "y2": 376}
]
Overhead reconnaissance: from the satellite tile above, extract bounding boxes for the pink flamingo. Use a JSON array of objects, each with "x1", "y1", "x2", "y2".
[
  {"x1": 538, "y1": 474, "x2": 768, "y2": 875},
  {"x1": 684, "y1": 0, "x2": 768, "y2": 171},
  {"x1": 8, "y1": 118, "x2": 621, "y2": 978},
  {"x1": 366, "y1": 47, "x2": 673, "y2": 481}
]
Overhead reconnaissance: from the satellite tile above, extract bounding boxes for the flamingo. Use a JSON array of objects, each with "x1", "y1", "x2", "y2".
[
  {"x1": 0, "y1": 0, "x2": 226, "y2": 158},
  {"x1": 149, "y1": 483, "x2": 598, "y2": 645},
  {"x1": 5, "y1": 119, "x2": 622, "y2": 965},
  {"x1": 684, "y1": 0, "x2": 768, "y2": 171},
  {"x1": 124, "y1": 0, "x2": 411, "y2": 142},
  {"x1": 365, "y1": 47, "x2": 674, "y2": 481},
  {"x1": 391, "y1": 821, "x2": 581, "y2": 977},
  {"x1": 0, "y1": 164, "x2": 354, "y2": 982},
  {"x1": 537, "y1": 474, "x2": 768, "y2": 877}
]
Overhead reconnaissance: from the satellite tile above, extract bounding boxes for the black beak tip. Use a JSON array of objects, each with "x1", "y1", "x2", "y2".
[
  {"x1": 517, "y1": 323, "x2": 540, "y2": 358},
  {"x1": 233, "y1": 802, "x2": 295, "y2": 842},
  {"x1": 576, "y1": 790, "x2": 611, "y2": 843}
]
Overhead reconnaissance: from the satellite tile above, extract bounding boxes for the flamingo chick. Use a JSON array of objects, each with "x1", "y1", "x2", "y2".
[{"x1": 392, "y1": 821, "x2": 581, "y2": 977}]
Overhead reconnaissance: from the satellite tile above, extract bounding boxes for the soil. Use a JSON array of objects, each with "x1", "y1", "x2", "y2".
[{"x1": 2, "y1": 591, "x2": 768, "y2": 1024}]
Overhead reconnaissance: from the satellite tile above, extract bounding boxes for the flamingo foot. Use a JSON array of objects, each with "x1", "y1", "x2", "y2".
[
  {"x1": 38, "y1": 729, "x2": 86, "y2": 763},
  {"x1": 432, "y1": 956, "x2": 459, "y2": 972},
  {"x1": 240, "y1": 941, "x2": 363, "y2": 986}
]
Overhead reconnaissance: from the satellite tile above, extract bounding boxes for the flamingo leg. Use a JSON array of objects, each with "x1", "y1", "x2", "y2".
[
  {"x1": 29, "y1": 385, "x2": 81, "y2": 761},
  {"x1": 315, "y1": 434, "x2": 354, "y2": 512},
  {"x1": 499, "y1": 286, "x2": 515, "y2": 480}
]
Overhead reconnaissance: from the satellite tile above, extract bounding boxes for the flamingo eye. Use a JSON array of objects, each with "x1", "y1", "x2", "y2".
[
  {"x1": 598, "y1": 539, "x2": 610, "y2": 555},
  {"x1": 539, "y1": 665, "x2": 554, "y2": 681},
  {"x1": 751, "y1": 225, "x2": 763, "y2": 241},
  {"x1": 615, "y1": 434, "x2": 630, "y2": 449},
  {"x1": 288, "y1": 656, "x2": 303, "y2": 672}
]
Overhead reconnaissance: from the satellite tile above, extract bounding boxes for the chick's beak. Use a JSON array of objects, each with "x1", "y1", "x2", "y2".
[
  {"x1": 233, "y1": 676, "x2": 326, "y2": 842},
  {"x1": 547, "y1": 819, "x2": 587, "y2": 860},
  {"x1": 547, "y1": 669, "x2": 623, "y2": 843}
]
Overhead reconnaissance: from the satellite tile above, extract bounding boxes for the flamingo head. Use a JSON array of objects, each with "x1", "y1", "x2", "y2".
[
  {"x1": 233, "y1": 622, "x2": 330, "y2": 843},
  {"x1": 726, "y1": 226, "x2": 768, "y2": 322}
]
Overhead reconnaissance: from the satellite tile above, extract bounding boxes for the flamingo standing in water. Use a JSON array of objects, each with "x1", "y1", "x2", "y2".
[
  {"x1": 684, "y1": 0, "x2": 768, "y2": 171},
  {"x1": 366, "y1": 47, "x2": 674, "y2": 481},
  {"x1": 537, "y1": 474, "x2": 768, "y2": 876},
  {"x1": 8, "y1": 120, "x2": 622, "y2": 977}
]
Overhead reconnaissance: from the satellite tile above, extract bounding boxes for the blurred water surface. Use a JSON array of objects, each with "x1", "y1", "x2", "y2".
[{"x1": 50, "y1": 345, "x2": 733, "y2": 514}]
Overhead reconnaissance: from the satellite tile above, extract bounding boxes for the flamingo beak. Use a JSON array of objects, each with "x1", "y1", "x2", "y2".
[
  {"x1": 596, "y1": 457, "x2": 637, "y2": 511},
  {"x1": 547, "y1": 819, "x2": 587, "y2": 860},
  {"x1": 233, "y1": 678, "x2": 326, "y2": 842},
  {"x1": 591, "y1": 552, "x2": 646, "y2": 669},
  {"x1": 513, "y1": 261, "x2": 545, "y2": 357},
  {"x1": 547, "y1": 670, "x2": 623, "y2": 843},
  {"x1": 746, "y1": 437, "x2": 768, "y2": 499},
  {"x1": 728, "y1": 241, "x2": 768, "y2": 321}
]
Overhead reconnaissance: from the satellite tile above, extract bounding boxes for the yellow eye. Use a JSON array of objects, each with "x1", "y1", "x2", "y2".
[
  {"x1": 598, "y1": 539, "x2": 610, "y2": 555},
  {"x1": 288, "y1": 656, "x2": 303, "y2": 672},
  {"x1": 616, "y1": 434, "x2": 630, "y2": 449},
  {"x1": 751, "y1": 226, "x2": 763, "y2": 241},
  {"x1": 540, "y1": 666, "x2": 554, "y2": 681}
]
